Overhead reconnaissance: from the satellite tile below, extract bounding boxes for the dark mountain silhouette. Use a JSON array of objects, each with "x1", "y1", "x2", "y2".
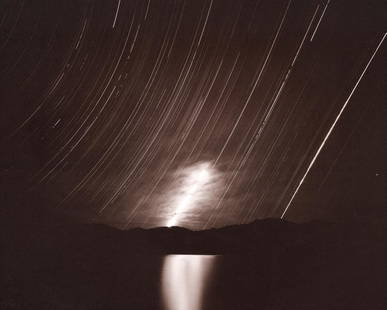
[{"x1": 1, "y1": 209, "x2": 386, "y2": 309}]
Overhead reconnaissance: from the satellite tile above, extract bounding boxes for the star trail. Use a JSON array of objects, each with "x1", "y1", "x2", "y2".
[{"x1": 1, "y1": 0, "x2": 386, "y2": 229}]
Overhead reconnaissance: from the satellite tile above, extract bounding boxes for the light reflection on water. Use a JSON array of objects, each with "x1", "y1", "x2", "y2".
[{"x1": 161, "y1": 255, "x2": 217, "y2": 310}]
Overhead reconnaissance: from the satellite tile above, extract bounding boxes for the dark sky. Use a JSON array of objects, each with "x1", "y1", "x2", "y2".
[{"x1": 0, "y1": 0, "x2": 386, "y2": 229}]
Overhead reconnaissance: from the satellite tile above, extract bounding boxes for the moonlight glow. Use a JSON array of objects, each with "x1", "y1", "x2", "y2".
[{"x1": 167, "y1": 163, "x2": 213, "y2": 227}]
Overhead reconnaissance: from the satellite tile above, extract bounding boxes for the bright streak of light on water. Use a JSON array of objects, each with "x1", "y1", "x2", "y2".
[{"x1": 161, "y1": 255, "x2": 217, "y2": 310}]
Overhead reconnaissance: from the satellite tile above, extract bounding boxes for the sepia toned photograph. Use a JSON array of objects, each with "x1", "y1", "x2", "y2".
[{"x1": 1, "y1": 0, "x2": 385, "y2": 309}]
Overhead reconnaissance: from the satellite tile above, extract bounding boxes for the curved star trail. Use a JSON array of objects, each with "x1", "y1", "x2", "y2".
[{"x1": 1, "y1": 0, "x2": 386, "y2": 229}]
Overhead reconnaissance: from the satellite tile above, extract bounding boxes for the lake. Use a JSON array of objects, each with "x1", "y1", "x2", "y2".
[
  {"x1": 79, "y1": 253, "x2": 273, "y2": 309},
  {"x1": 3, "y1": 243, "x2": 383, "y2": 309}
]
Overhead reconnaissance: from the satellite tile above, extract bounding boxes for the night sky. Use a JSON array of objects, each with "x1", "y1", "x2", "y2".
[{"x1": 1, "y1": 0, "x2": 386, "y2": 229}]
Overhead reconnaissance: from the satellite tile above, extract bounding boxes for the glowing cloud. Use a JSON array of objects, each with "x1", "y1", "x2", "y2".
[{"x1": 166, "y1": 162, "x2": 214, "y2": 227}]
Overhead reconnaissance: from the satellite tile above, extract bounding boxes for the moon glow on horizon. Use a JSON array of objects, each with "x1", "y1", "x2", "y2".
[{"x1": 167, "y1": 162, "x2": 215, "y2": 227}]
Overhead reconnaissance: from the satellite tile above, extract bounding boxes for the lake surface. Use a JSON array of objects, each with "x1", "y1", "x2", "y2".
[
  {"x1": 4, "y1": 249, "x2": 381, "y2": 309},
  {"x1": 81, "y1": 253, "x2": 273, "y2": 309}
]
